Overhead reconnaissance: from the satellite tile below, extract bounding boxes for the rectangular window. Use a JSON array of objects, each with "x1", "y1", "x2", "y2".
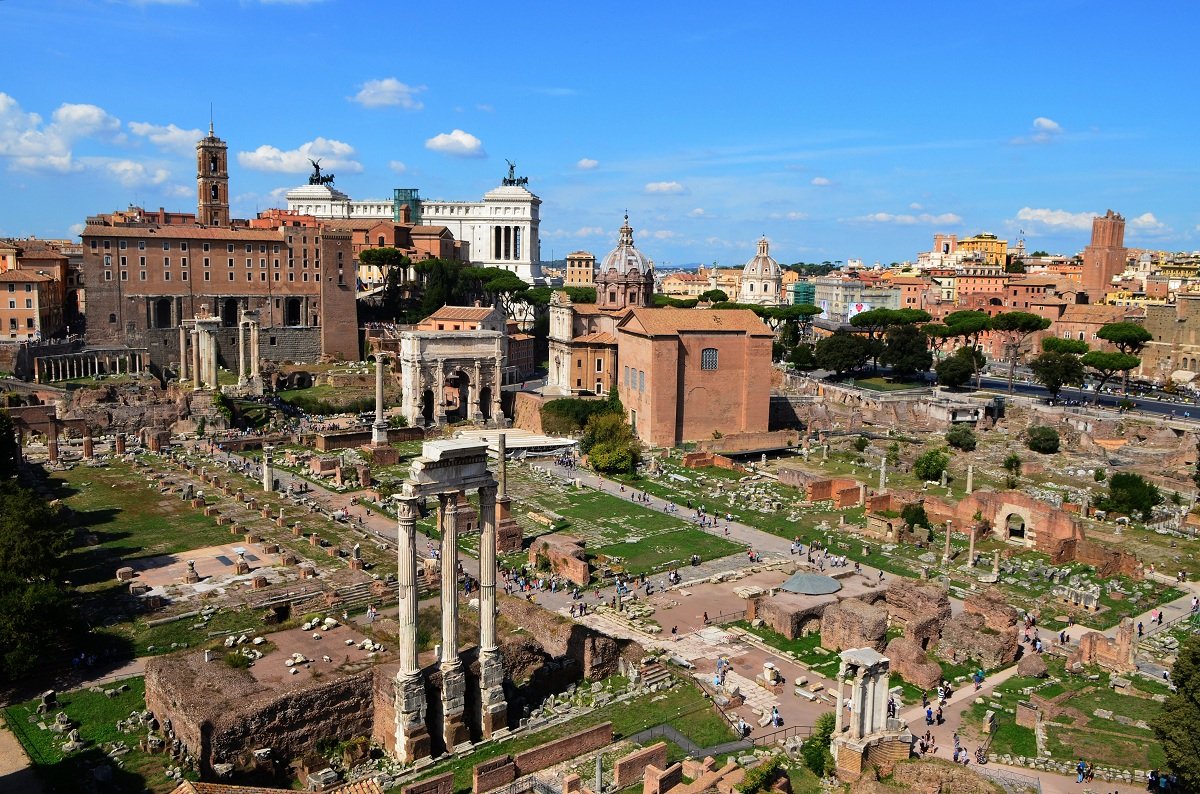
[
  {"x1": 90, "y1": 239, "x2": 97, "y2": 249},
  {"x1": 259, "y1": 244, "x2": 266, "y2": 253},
  {"x1": 180, "y1": 242, "x2": 188, "y2": 251},
  {"x1": 203, "y1": 257, "x2": 210, "y2": 267},
  {"x1": 227, "y1": 259, "x2": 233, "y2": 267},
  {"x1": 639, "y1": 370, "x2": 645, "y2": 391},
  {"x1": 260, "y1": 258, "x2": 266, "y2": 268},
  {"x1": 288, "y1": 273, "x2": 294, "y2": 282},
  {"x1": 227, "y1": 244, "x2": 234, "y2": 252},
  {"x1": 204, "y1": 272, "x2": 210, "y2": 281},
  {"x1": 247, "y1": 273, "x2": 253, "y2": 281},
  {"x1": 139, "y1": 271, "x2": 147, "y2": 281},
  {"x1": 138, "y1": 240, "x2": 145, "y2": 250},
  {"x1": 25, "y1": 298, "x2": 32, "y2": 308},
  {"x1": 164, "y1": 271, "x2": 171, "y2": 281},
  {"x1": 181, "y1": 257, "x2": 188, "y2": 267},
  {"x1": 182, "y1": 271, "x2": 188, "y2": 282},
  {"x1": 120, "y1": 256, "x2": 127, "y2": 267},
  {"x1": 162, "y1": 241, "x2": 170, "y2": 250},
  {"x1": 596, "y1": 359, "x2": 603, "y2": 373},
  {"x1": 246, "y1": 258, "x2": 252, "y2": 268},
  {"x1": 6, "y1": 300, "x2": 12, "y2": 309},
  {"x1": 203, "y1": 242, "x2": 210, "y2": 252},
  {"x1": 120, "y1": 270, "x2": 128, "y2": 281},
  {"x1": 104, "y1": 270, "x2": 112, "y2": 281},
  {"x1": 228, "y1": 272, "x2": 234, "y2": 281},
  {"x1": 164, "y1": 257, "x2": 170, "y2": 267},
  {"x1": 701, "y1": 348, "x2": 719, "y2": 370},
  {"x1": 139, "y1": 256, "x2": 146, "y2": 267},
  {"x1": 245, "y1": 244, "x2": 252, "y2": 253},
  {"x1": 119, "y1": 240, "x2": 127, "y2": 250}
]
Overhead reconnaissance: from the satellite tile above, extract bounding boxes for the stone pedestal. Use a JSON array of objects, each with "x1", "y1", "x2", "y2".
[
  {"x1": 349, "y1": 557, "x2": 364, "y2": 571},
  {"x1": 495, "y1": 497, "x2": 523, "y2": 554},
  {"x1": 479, "y1": 650, "x2": 507, "y2": 737},
  {"x1": 184, "y1": 560, "x2": 200, "y2": 584},
  {"x1": 394, "y1": 673, "x2": 431, "y2": 764},
  {"x1": 115, "y1": 433, "x2": 126, "y2": 455},
  {"x1": 82, "y1": 433, "x2": 93, "y2": 459},
  {"x1": 365, "y1": 443, "x2": 400, "y2": 467}
]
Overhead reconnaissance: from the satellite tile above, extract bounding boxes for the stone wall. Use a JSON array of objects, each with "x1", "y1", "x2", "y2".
[
  {"x1": 749, "y1": 593, "x2": 829, "y2": 640},
  {"x1": 643, "y1": 763, "x2": 684, "y2": 794},
  {"x1": 697, "y1": 429, "x2": 801, "y2": 455},
  {"x1": 311, "y1": 426, "x2": 424, "y2": 452},
  {"x1": 529, "y1": 534, "x2": 590, "y2": 587},
  {"x1": 885, "y1": 583, "x2": 951, "y2": 649},
  {"x1": 141, "y1": 325, "x2": 323, "y2": 370},
  {"x1": 1070, "y1": 618, "x2": 1136, "y2": 673},
  {"x1": 403, "y1": 771, "x2": 453, "y2": 794},
  {"x1": 885, "y1": 637, "x2": 942, "y2": 690},
  {"x1": 613, "y1": 742, "x2": 668, "y2": 789},
  {"x1": 511, "y1": 391, "x2": 547, "y2": 434},
  {"x1": 963, "y1": 589, "x2": 1020, "y2": 633},
  {"x1": 820, "y1": 598, "x2": 888, "y2": 652},
  {"x1": 497, "y1": 595, "x2": 643, "y2": 682},
  {"x1": 938, "y1": 613, "x2": 1018, "y2": 669},
  {"x1": 472, "y1": 755, "x2": 516, "y2": 793}
]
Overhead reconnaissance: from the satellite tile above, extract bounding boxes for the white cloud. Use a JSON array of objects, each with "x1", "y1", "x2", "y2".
[
  {"x1": 351, "y1": 78, "x2": 425, "y2": 110},
  {"x1": 424, "y1": 129, "x2": 485, "y2": 158},
  {"x1": 543, "y1": 226, "x2": 606, "y2": 239},
  {"x1": 267, "y1": 186, "x2": 291, "y2": 202},
  {"x1": 1014, "y1": 207, "x2": 1093, "y2": 230},
  {"x1": 644, "y1": 181, "x2": 686, "y2": 195},
  {"x1": 68, "y1": 222, "x2": 85, "y2": 237},
  {"x1": 576, "y1": 158, "x2": 598, "y2": 170},
  {"x1": 1014, "y1": 116, "x2": 1065, "y2": 144},
  {"x1": 648, "y1": 229, "x2": 676, "y2": 240},
  {"x1": 688, "y1": 208, "x2": 708, "y2": 218},
  {"x1": 909, "y1": 202, "x2": 924, "y2": 210},
  {"x1": 104, "y1": 159, "x2": 170, "y2": 187},
  {"x1": 388, "y1": 160, "x2": 407, "y2": 174},
  {"x1": 769, "y1": 211, "x2": 809, "y2": 221},
  {"x1": 855, "y1": 211, "x2": 962, "y2": 225},
  {"x1": 1130, "y1": 212, "x2": 1165, "y2": 231},
  {"x1": 810, "y1": 176, "x2": 831, "y2": 186},
  {"x1": 165, "y1": 184, "x2": 192, "y2": 198},
  {"x1": 237, "y1": 137, "x2": 363, "y2": 173},
  {"x1": 128, "y1": 121, "x2": 204, "y2": 155},
  {"x1": 0, "y1": 93, "x2": 122, "y2": 173}
]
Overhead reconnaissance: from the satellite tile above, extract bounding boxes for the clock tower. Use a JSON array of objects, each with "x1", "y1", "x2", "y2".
[{"x1": 196, "y1": 122, "x2": 230, "y2": 227}]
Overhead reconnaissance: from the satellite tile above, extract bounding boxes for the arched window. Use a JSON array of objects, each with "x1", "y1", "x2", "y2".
[
  {"x1": 210, "y1": 184, "x2": 219, "y2": 200},
  {"x1": 209, "y1": 155, "x2": 218, "y2": 173},
  {"x1": 701, "y1": 348, "x2": 719, "y2": 370},
  {"x1": 108, "y1": 313, "x2": 117, "y2": 323}
]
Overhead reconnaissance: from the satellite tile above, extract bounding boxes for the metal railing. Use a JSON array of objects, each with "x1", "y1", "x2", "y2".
[
  {"x1": 707, "y1": 609, "x2": 746, "y2": 625},
  {"x1": 485, "y1": 772, "x2": 559, "y2": 794},
  {"x1": 751, "y1": 723, "x2": 812, "y2": 747}
]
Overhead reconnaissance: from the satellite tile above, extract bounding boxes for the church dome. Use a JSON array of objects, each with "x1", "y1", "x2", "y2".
[
  {"x1": 742, "y1": 237, "x2": 781, "y2": 279},
  {"x1": 600, "y1": 214, "x2": 653, "y2": 275}
]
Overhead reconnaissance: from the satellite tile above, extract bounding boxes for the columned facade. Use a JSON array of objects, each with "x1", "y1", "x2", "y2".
[{"x1": 398, "y1": 330, "x2": 505, "y2": 427}]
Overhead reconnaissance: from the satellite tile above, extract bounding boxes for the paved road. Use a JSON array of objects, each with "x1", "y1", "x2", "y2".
[{"x1": 977, "y1": 374, "x2": 1200, "y2": 419}]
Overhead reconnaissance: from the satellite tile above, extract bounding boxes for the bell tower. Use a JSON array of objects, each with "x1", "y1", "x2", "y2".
[{"x1": 196, "y1": 121, "x2": 230, "y2": 227}]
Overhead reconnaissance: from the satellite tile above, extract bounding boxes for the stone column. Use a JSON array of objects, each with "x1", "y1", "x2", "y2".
[
  {"x1": 115, "y1": 433, "x2": 126, "y2": 455},
  {"x1": 834, "y1": 662, "x2": 846, "y2": 735},
  {"x1": 992, "y1": 550, "x2": 1000, "y2": 575},
  {"x1": 850, "y1": 671, "x2": 864, "y2": 740},
  {"x1": 498, "y1": 433, "x2": 508, "y2": 497},
  {"x1": 82, "y1": 431, "x2": 93, "y2": 460},
  {"x1": 238, "y1": 322, "x2": 247, "y2": 386},
  {"x1": 968, "y1": 525, "x2": 976, "y2": 566},
  {"x1": 179, "y1": 326, "x2": 188, "y2": 382},
  {"x1": 477, "y1": 484, "x2": 507, "y2": 737},
  {"x1": 878, "y1": 457, "x2": 886, "y2": 492},
  {"x1": 372, "y1": 354, "x2": 388, "y2": 445},
  {"x1": 469, "y1": 361, "x2": 482, "y2": 421},
  {"x1": 47, "y1": 421, "x2": 59, "y2": 465},
  {"x1": 942, "y1": 519, "x2": 953, "y2": 564},
  {"x1": 438, "y1": 493, "x2": 468, "y2": 750},
  {"x1": 394, "y1": 494, "x2": 430, "y2": 763},
  {"x1": 250, "y1": 322, "x2": 260, "y2": 380},
  {"x1": 966, "y1": 464, "x2": 974, "y2": 495},
  {"x1": 434, "y1": 362, "x2": 447, "y2": 426},
  {"x1": 262, "y1": 449, "x2": 273, "y2": 493},
  {"x1": 492, "y1": 359, "x2": 504, "y2": 422},
  {"x1": 191, "y1": 330, "x2": 201, "y2": 390}
]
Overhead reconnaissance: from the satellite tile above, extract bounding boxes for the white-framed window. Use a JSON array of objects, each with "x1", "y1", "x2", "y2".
[
  {"x1": 595, "y1": 359, "x2": 603, "y2": 373},
  {"x1": 701, "y1": 348, "x2": 719, "y2": 370}
]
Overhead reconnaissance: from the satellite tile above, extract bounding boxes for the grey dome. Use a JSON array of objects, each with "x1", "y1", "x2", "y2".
[
  {"x1": 600, "y1": 214, "x2": 653, "y2": 275},
  {"x1": 742, "y1": 237, "x2": 781, "y2": 279}
]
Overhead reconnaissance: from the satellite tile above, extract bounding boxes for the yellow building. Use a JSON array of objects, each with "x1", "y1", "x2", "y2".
[
  {"x1": 957, "y1": 233, "x2": 1008, "y2": 268},
  {"x1": 564, "y1": 250, "x2": 596, "y2": 288},
  {"x1": 659, "y1": 271, "x2": 709, "y2": 297}
]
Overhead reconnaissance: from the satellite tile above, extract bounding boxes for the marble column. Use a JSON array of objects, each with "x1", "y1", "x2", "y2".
[
  {"x1": 492, "y1": 360, "x2": 504, "y2": 423},
  {"x1": 966, "y1": 464, "x2": 974, "y2": 494},
  {"x1": 262, "y1": 449, "x2": 273, "y2": 493},
  {"x1": 250, "y1": 322, "x2": 260, "y2": 380},
  {"x1": 82, "y1": 431, "x2": 93, "y2": 459},
  {"x1": 178, "y1": 326, "x2": 188, "y2": 382},
  {"x1": 968, "y1": 525, "x2": 976, "y2": 566},
  {"x1": 47, "y1": 421, "x2": 59, "y2": 465},
  {"x1": 439, "y1": 493, "x2": 468, "y2": 750},
  {"x1": 434, "y1": 362, "x2": 447, "y2": 426},
  {"x1": 498, "y1": 433, "x2": 508, "y2": 497},
  {"x1": 943, "y1": 519, "x2": 953, "y2": 564},
  {"x1": 469, "y1": 361, "x2": 482, "y2": 421},
  {"x1": 191, "y1": 330, "x2": 201, "y2": 390},
  {"x1": 238, "y1": 322, "x2": 247, "y2": 386},
  {"x1": 394, "y1": 494, "x2": 430, "y2": 763},
  {"x1": 478, "y1": 485, "x2": 507, "y2": 737},
  {"x1": 878, "y1": 457, "x2": 886, "y2": 492},
  {"x1": 834, "y1": 662, "x2": 846, "y2": 735},
  {"x1": 372, "y1": 354, "x2": 388, "y2": 445}
]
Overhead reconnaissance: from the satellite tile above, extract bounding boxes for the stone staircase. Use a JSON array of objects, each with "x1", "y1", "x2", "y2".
[{"x1": 639, "y1": 662, "x2": 672, "y2": 690}]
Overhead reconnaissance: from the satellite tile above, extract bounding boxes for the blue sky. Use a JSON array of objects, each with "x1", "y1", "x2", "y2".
[{"x1": 2, "y1": 0, "x2": 1197, "y2": 266}]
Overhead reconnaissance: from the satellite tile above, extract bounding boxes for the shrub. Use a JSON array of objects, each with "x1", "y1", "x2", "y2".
[
  {"x1": 801, "y1": 712, "x2": 836, "y2": 777},
  {"x1": 1094, "y1": 469, "x2": 1106, "y2": 482},
  {"x1": 1098, "y1": 472, "x2": 1162, "y2": 520},
  {"x1": 225, "y1": 651, "x2": 251, "y2": 669},
  {"x1": 1002, "y1": 453, "x2": 1022, "y2": 476},
  {"x1": 914, "y1": 449, "x2": 950, "y2": 481},
  {"x1": 853, "y1": 436, "x2": 869, "y2": 453},
  {"x1": 945, "y1": 424, "x2": 977, "y2": 451},
  {"x1": 901, "y1": 503, "x2": 930, "y2": 529},
  {"x1": 736, "y1": 755, "x2": 781, "y2": 793},
  {"x1": 1026, "y1": 426, "x2": 1060, "y2": 454},
  {"x1": 540, "y1": 397, "x2": 613, "y2": 435}
]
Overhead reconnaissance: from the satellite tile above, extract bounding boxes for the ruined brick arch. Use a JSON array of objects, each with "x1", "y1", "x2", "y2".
[{"x1": 993, "y1": 502, "x2": 1036, "y2": 546}]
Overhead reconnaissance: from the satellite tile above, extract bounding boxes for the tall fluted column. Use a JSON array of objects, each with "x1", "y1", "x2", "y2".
[
  {"x1": 394, "y1": 494, "x2": 430, "y2": 763},
  {"x1": 191, "y1": 330, "x2": 201, "y2": 390},
  {"x1": 372, "y1": 354, "x2": 388, "y2": 445},
  {"x1": 238, "y1": 322, "x2": 247, "y2": 386},
  {"x1": 439, "y1": 493, "x2": 468, "y2": 749},
  {"x1": 250, "y1": 322, "x2": 260, "y2": 380},
  {"x1": 178, "y1": 326, "x2": 188, "y2": 382},
  {"x1": 262, "y1": 448, "x2": 273, "y2": 493},
  {"x1": 943, "y1": 519, "x2": 953, "y2": 564},
  {"x1": 478, "y1": 484, "x2": 507, "y2": 737},
  {"x1": 834, "y1": 662, "x2": 846, "y2": 735}
]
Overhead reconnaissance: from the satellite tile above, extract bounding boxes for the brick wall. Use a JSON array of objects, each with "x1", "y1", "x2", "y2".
[
  {"x1": 371, "y1": 665, "x2": 398, "y2": 754},
  {"x1": 512, "y1": 722, "x2": 612, "y2": 776},
  {"x1": 403, "y1": 772, "x2": 453, "y2": 794},
  {"x1": 613, "y1": 742, "x2": 667, "y2": 788},
  {"x1": 312, "y1": 426, "x2": 424, "y2": 452},
  {"x1": 472, "y1": 756, "x2": 517, "y2": 793},
  {"x1": 643, "y1": 762, "x2": 683, "y2": 794}
]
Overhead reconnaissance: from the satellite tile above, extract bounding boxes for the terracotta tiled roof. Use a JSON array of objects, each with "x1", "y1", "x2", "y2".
[
  {"x1": 0, "y1": 270, "x2": 53, "y2": 282},
  {"x1": 1058, "y1": 304, "x2": 1127, "y2": 323},
  {"x1": 423, "y1": 305, "x2": 496, "y2": 322},
  {"x1": 409, "y1": 225, "x2": 452, "y2": 235},
  {"x1": 573, "y1": 331, "x2": 617, "y2": 344},
  {"x1": 620, "y1": 307, "x2": 772, "y2": 337}
]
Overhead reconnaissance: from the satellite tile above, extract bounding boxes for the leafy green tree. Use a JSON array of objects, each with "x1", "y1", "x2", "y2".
[
  {"x1": 1098, "y1": 472, "x2": 1162, "y2": 520},
  {"x1": 943, "y1": 310, "x2": 992, "y2": 386},
  {"x1": 1041, "y1": 336, "x2": 1089, "y2": 355},
  {"x1": 787, "y1": 343, "x2": 816, "y2": 370},
  {"x1": 1029, "y1": 351, "x2": 1085, "y2": 400},
  {"x1": 463, "y1": 267, "x2": 529, "y2": 316},
  {"x1": 1003, "y1": 453, "x2": 1022, "y2": 476},
  {"x1": 582, "y1": 412, "x2": 640, "y2": 475},
  {"x1": 801, "y1": 712, "x2": 836, "y2": 776},
  {"x1": 853, "y1": 436, "x2": 869, "y2": 453},
  {"x1": 879, "y1": 324, "x2": 932, "y2": 378},
  {"x1": 0, "y1": 412, "x2": 18, "y2": 480},
  {"x1": 413, "y1": 258, "x2": 465, "y2": 318},
  {"x1": 914, "y1": 449, "x2": 950, "y2": 481},
  {"x1": 0, "y1": 574, "x2": 76, "y2": 683},
  {"x1": 1080, "y1": 350, "x2": 1141, "y2": 404},
  {"x1": 1096, "y1": 322, "x2": 1152, "y2": 356},
  {"x1": 945, "y1": 424, "x2": 977, "y2": 451},
  {"x1": 901, "y1": 502, "x2": 930, "y2": 529},
  {"x1": 991, "y1": 311, "x2": 1052, "y2": 392},
  {"x1": 1026, "y1": 426, "x2": 1060, "y2": 454},
  {"x1": 935, "y1": 348, "x2": 975, "y2": 388},
  {"x1": 1154, "y1": 634, "x2": 1200, "y2": 789},
  {"x1": 698, "y1": 289, "x2": 728, "y2": 303},
  {"x1": 814, "y1": 331, "x2": 872, "y2": 375}
]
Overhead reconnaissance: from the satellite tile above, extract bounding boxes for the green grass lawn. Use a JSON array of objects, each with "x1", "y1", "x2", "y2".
[
  {"x1": 403, "y1": 675, "x2": 729, "y2": 794},
  {"x1": 591, "y1": 528, "x2": 742, "y2": 576},
  {"x1": 732, "y1": 621, "x2": 841, "y2": 678},
  {"x1": 852, "y1": 377, "x2": 928, "y2": 392},
  {"x1": 4, "y1": 677, "x2": 189, "y2": 793}
]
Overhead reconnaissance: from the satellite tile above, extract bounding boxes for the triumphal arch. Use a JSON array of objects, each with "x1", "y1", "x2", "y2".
[
  {"x1": 392, "y1": 439, "x2": 507, "y2": 762},
  {"x1": 399, "y1": 330, "x2": 505, "y2": 427}
]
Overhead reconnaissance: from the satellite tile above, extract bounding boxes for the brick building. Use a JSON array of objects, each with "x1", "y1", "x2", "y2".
[
  {"x1": 80, "y1": 126, "x2": 359, "y2": 368},
  {"x1": 616, "y1": 307, "x2": 773, "y2": 447},
  {"x1": 1081, "y1": 210, "x2": 1127, "y2": 299}
]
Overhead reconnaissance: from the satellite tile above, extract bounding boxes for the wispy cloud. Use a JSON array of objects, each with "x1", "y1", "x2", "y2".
[
  {"x1": 1130, "y1": 212, "x2": 1165, "y2": 231},
  {"x1": 644, "y1": 181, "x2": 686, "y2": 195},
  {"x1": 425, "y1": 129, "x2": 486, "y2": 158},
  {"x1": 237, "y1": 137, "x2": 362, "y2": 173},
  {"x1": 351, "y1": 78, "x2": 425, "y2": 110},
  {"x1": 576, "y1": 158, "x2": 598, "y2": 170},
  {"x1": 853, "y1": 211, "x2": 962, "y2": 225},
  {"x1": 1013, "y1": 116, "x2": 1065, "y2": 144},
  {"x1": 769, "y1": 211, "x2": 809, "y2": 221},
  {"x1": 0, "y1": 93, "x2": 121, "y2": 173},
  {"x1": 543, "y1": 226, "x2": 606, "y2": 239},
  {"x1": 388, "y1": 160, "x2": 407, "y2": 174},
  {"x1": 1014, "y1": 207, "x2": 1093, "y2": 230},
  {"x1": 128, "y1": 121, "x2": 203, "y2": 155},
  {"x1": 810, "y1": 176, "x2": 831, "y2": 186}
]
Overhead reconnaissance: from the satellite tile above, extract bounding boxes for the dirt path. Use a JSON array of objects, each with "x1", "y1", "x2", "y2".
[{"x1": 0, "y1": 715, "x2": 42, "y2": 794}]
